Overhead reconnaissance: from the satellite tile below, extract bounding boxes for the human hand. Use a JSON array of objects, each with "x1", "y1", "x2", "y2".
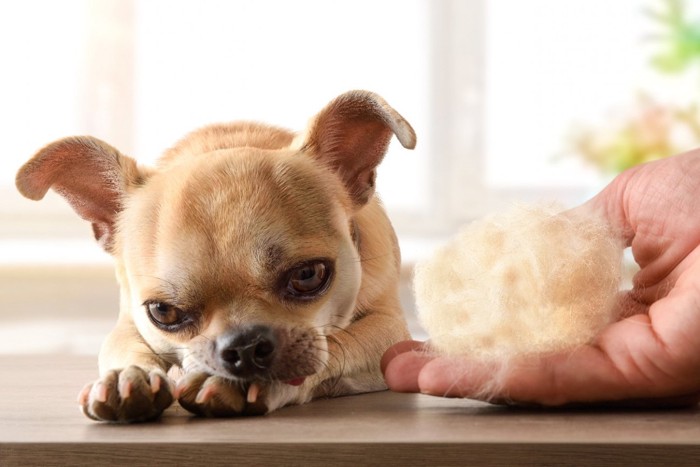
[{"x1": 382, "y1": 150, "x2": 700, "y2": 407}]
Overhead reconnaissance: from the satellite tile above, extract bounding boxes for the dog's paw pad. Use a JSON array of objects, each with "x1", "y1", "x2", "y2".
[{"x1": 79, "y1": 366, "x2": 174, "y2": 423}]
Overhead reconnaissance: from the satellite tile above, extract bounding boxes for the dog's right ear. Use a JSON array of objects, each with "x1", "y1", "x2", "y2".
[{"x1": 16, "y1": 136, "x2": 147, "y2": 253}]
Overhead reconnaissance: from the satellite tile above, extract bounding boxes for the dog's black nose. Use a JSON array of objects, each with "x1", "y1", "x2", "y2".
[{"x1": 219, "y1": 325, "x2": 276, "y2": 378}]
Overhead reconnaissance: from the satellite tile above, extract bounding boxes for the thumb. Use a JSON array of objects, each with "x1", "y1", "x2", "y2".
[{"x1": 573, "y1": 172, "x2": 635, "y2": 249}]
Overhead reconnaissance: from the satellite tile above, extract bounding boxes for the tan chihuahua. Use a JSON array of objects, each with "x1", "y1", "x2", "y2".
[{"x1": 16, "y1": 90, "x2": 414, "y2": 422}]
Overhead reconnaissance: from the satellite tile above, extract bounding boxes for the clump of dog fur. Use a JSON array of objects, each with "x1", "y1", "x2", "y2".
[{"x1": 415, "y1": 203, "x2": 624, "y2": 360}]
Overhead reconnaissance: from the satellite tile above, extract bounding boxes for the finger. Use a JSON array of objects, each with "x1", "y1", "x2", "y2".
[
  {"x1": 380, "y1": 340, "x2": 425, "y2": 374},
  {"x1": 616, "y1": 290, "x2": 649, "y2": 318},
  {"x1": 631, "y1": 243, "x2": 700, "y2": 307},
  {"x1": 415, "y1": 346, "x2": 629, "y2": 406},
  {"x1": 582, "y1": 153, "x2": 700, "y2": 291},
  {"x1": 416, "y1": 357, "x2": 508, "y2": 400},
  {"x1": 416, "y1": 350, "x2": 700, "y2": 408},
  {"x1": 383, "y1": 349, "x2": 437, "y2": 393},
  {"x1": 577, "y1": 181, "x2": 634, "y2": 248}
]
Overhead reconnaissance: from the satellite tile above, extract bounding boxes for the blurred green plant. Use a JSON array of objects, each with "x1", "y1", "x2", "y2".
[
  {"x1": 570, "y1": 0, "x2": 700, "y2": 174},
  {"x1": 571, "y1": 94, "x2": 700, "y2": 173},
  {"x1": 648, "y1": 0, "x2": 700, "y2": 73}
]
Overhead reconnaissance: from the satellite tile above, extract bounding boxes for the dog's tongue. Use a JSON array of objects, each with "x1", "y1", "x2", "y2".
[{"x1": 285, "y1": 377, "x2": 306, "y2": 386}]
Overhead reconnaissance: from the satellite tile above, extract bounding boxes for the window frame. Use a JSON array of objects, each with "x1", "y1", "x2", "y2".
[{"x1": 2, "y1": 0, "x2": 594, "y2": 246}]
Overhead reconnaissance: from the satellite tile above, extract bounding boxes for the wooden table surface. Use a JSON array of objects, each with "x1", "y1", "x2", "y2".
[{"x1": 1, "y1": 355, "x2": 699, "y2": 466}]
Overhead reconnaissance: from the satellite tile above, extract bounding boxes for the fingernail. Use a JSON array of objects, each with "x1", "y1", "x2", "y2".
[
  {"x1": 150, "y1": 374, "x2": 161, "y2": 394},
  {"x1": 195, "y1": 386, "x2": 215, "y2": 404},
  {"x1": 247, "y1": 383, "x2": 260, "y2": 404},
  {"x1": 119, "y1": 379, "x2": 132, "y2": 399},
  {"x1": 77, "y1": 384, "x2": 91, "y2": 405},
  {"x1": 92, "y1": 383, "x2": 107, "y2": 403}
]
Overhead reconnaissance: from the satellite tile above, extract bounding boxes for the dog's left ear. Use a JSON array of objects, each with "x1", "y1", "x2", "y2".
[{"x1": 298, "y1": 90, "x2": 416, "y2": 207}]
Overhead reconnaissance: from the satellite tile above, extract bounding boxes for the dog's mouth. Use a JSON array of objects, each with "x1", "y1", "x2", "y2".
[{"x1": 285, "y1": 377, "x2": 306, "y2": 386}]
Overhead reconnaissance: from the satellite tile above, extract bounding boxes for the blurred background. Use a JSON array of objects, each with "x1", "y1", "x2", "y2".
[{"x1": 1, "y1": 0, "x2": 699, "y2": 353}]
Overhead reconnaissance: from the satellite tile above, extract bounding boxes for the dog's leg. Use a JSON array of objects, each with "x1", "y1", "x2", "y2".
[
  {"x1": 247, "y1": 299, "x2": 409, "y2": 412},
  {"x1": 78, "y1": 316, "x2": 174, "y2": 423},
  {"x1": 242, "y1": 294, "x2": 409, "y2": 412},
  {"x1": 171, "y1": 301, "x2": 409, "y2": 417},
  {"x1": 318, "y1": 295, "x2": 410, "y2": 397}
]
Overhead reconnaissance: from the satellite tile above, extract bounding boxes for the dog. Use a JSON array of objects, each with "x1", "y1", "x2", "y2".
[{"x1": 15, "y1": 90, "x2": 415, "y2": 422}]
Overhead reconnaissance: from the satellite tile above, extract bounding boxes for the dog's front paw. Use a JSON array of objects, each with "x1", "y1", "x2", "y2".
[
  {"x1": 175, "y1": 373, "x2": 268, "y2": 417},
  {"x1": 78, "y1": 366, "x2": 174, "y2": 423}
]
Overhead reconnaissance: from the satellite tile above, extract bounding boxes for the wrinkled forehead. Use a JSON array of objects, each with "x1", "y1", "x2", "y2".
[
  {"x1": 174, "y1": 150, "x2": 342, "y2": 237},
  {"x1": 128, "y1": 149, "x2": 350, "y2": 286}
]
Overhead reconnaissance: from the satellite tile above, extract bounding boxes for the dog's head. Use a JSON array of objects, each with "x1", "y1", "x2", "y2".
[{"x1": 16, "y1": 90, "x2": 415, "y2": 385}]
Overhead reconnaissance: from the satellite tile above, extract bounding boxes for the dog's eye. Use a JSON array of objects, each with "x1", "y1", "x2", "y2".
[
  {"x1": 145, "y1": 301, "x2": 189, "y2": 330},
  {"x1": 284, "y1": 260, "x2": 333, "y2": 299}
]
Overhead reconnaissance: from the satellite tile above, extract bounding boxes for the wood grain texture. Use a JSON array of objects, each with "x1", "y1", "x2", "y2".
[{"x1": 1, "y1": 355, "x2": 699, "y2": 466}]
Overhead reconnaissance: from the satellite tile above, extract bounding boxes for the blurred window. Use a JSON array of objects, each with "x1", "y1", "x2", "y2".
[{"x1": 1, "y1": 0, "x2": 692, "y2": 263}]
